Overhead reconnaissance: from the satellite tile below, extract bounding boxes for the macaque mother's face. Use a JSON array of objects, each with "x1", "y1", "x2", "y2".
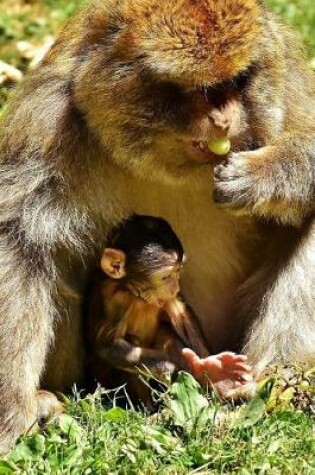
[{"x1": 76, "y1": 0, "x2": 264, "y2": 181}]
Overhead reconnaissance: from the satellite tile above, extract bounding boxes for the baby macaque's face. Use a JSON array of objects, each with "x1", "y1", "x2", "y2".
[{"x1": 136, "y1": 262, "x2": 183, "y2": 308}]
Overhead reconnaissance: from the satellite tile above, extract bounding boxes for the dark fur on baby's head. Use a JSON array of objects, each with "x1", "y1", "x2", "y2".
[{"x1": 107, "y1": 215, "x2": 184, "y2": 278}]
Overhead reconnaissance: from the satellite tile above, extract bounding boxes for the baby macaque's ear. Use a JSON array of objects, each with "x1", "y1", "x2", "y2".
[{"x1": 101, "y1": 248, "x2": 127, "y2": 279}]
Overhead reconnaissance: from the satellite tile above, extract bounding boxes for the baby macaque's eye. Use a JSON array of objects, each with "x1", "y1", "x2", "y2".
[{"x1": 162, "y1": 275, "x2": 172, "y2": 281}]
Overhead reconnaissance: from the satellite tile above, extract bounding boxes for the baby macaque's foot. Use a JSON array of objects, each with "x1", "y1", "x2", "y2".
[{"x1": 182, "y1": 349, "x2": 253, "y2": 386}]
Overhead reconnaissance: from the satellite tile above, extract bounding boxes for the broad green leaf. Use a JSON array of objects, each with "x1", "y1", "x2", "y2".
[
  {"x1": 268, "y1": 440, "x2": 282, "y2": 454},
  {"x1": 142, "y1": 426, "x2": 181, "y2": 456},
  {"x1": 233, "y1": 396, "x2": 266, "y2": 428},
  {"x1": 0, "y1": 460, "x2": 16, "y2": 474},
  {"x1": 9, "y1": 440, "x2": 34, "y2": 463},
  {"x1": 26, "y1": 434, "x2": 46, "y2": 456},
  {"x1": 9, "y1": 434, "x2": 45, "y2": 463},
  {"x1": 104, "y1": 407, "x2": 128, "y2": 422},
  {"x1": 166, "y1": 372, "x2": 216, "y2": 431},
  {"x1": 56, "y1": 414, "x2": 85, "y2": 443},
  {"x1": 48, "y1": 444, "x2": 83, "y2": 469}
]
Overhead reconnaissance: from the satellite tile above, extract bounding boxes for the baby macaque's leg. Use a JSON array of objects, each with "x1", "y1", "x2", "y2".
[{"x1": 182, "y1": 349, "x2": 253, "y2": 393}]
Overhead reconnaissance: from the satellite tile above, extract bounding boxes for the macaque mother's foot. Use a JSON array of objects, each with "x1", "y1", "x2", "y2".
[{"x1": 37, "y1": 390, "x2": 65, "y2": 427}]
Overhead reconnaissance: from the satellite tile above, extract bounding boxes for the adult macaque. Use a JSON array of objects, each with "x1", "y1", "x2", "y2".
[
  {"x1": 87, "y1": 215, "x2": 252, "y2": 405},
  {"x1": 0, "y1": 0, "x2": 314, "y2": 452}
]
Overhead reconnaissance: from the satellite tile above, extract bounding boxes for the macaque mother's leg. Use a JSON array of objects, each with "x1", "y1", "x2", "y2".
[
  {"x1": 0, "y1": 231, "x2": 56, "y2": 453},
  {"x1": 43, "y1": 296, "x2": 84, "y2": 391},
  {"x1": 240, "y1": 219, "x2": 315, "y2": 373}
]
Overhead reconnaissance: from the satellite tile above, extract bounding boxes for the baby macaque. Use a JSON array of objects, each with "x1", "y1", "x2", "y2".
[{"x1": 86, "y1": 215, "x2": 252, "y2": 405}]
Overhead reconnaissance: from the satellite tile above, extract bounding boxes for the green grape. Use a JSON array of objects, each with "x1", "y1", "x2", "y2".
[{"x1": 207, "y1": 138, "x2": 231, "y2": 155}]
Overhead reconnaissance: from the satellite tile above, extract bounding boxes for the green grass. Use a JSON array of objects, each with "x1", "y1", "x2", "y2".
[
  {"x1": 267, "y1": 0, "x2": 315, "y2": 57},
  {"x1": 0, "y1": 0, "x2": 83, "y2": 65},
  {"x1": 0, "y1": 0, "x2": 85, "y2": 112},
  {"x1": 1, "y1": 372, "x2": 314, "y2": 474}
]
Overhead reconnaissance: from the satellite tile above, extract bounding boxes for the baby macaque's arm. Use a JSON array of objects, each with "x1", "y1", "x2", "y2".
[
  {"x1": 165, "y1": 298, "x2": 209, "y2": 358},
  {"x1": 182, "y1": 348, "x2": 253, "y2": 387},
  {"x1": 97, "y1": 338, "x2": 176, "y2": 376}
]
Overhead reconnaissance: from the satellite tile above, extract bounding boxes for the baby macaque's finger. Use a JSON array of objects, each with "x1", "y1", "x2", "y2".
[
  {"x1": 182, "y1": 348, "x2": 200, "y2": 363},
  {"x1": 206, "y1": 370, "x2": 253, "y2": 384},
  {"x1": 182, "y1": 348, "x2": 200, "y2": 371},
  {"x1": 230, "y1": 355, "x2": 248, "y2": 362},
  {"x1": 182, "y1": 348, "x2": 205, "y2": 380},
  {"x1": 182, "y1": 350, "x2": 254, "y2": 387},
  {"x1": 216, "y1": 352, "x2": 248, "y2": 363},
  {"x1": 221, "y1": 366, "x2": 254, "y2": 381},
  {"x1": 229, "y1": 362, "x2": 252, "y2": 373}
]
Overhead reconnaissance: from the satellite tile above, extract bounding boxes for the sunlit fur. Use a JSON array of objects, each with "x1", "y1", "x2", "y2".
[
  {"x1": 72, "y1": 0, "x2": 266, "y2": 183},
  {"x1": 0, "y1": 0, "x2": 314, "y2": 452},
  {"x1": 87, "y1": 220, "x2": 208, "y2": 406}
]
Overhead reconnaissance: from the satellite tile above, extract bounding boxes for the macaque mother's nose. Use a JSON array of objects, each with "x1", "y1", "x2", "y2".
[{"x1": 209, "y1": 108, "x2": 232, "y2": 133}]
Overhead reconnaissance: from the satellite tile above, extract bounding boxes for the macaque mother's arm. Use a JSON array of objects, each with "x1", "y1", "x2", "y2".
[{"x1": 214, "y1": 39, "x2": 315, "y2": 226}]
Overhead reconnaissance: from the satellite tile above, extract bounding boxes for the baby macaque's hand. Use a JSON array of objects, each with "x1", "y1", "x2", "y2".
[{"x1": 182, "y1": 348, "x2": 253, "y2": 386}]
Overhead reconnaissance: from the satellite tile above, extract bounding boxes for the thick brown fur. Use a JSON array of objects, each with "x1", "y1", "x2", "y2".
[{"x1": 0, "y1": 0, "x2": 314, "y2": 452}]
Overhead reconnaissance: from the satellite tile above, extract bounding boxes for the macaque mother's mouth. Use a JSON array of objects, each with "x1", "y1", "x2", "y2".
[
  {"x1": 190, "y1": 140, "x2": 230, "y2": 161},
  {"x1": 192, "y1": 140, "x2": 209, "y2": 153},
  {"x1": 193, "y1": 138, "x2": 231, "y2": 156}
]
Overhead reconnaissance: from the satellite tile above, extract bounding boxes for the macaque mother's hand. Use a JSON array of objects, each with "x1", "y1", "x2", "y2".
[
  {"x1": 213, "y1": 146, "x2": 306, "y2": 225},
  {"x1": 213, "y1": 149, "x2": 272, "y2": 215}
]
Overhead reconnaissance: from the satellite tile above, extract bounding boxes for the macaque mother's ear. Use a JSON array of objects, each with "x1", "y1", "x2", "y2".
[{"x1": 101, "y1": 248, "x2": 127, "y2": 279}]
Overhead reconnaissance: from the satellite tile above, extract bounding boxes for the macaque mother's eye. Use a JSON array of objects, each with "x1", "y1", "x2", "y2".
[
  {"x1": 139, "y1": 73, "x2": 187, "y2": 121},
  {"x1": 209, "y1": 64, "x2": 257, "y2": 96},
  {"x1": 155, "y1": 80, "x2": 185, "y2": 104},
  {"x1": 231, "y1": 67, "x2": 256, "y2": 90},
  {"x1": 140, "y1": 71, "x2": 183, "y2": 98}
]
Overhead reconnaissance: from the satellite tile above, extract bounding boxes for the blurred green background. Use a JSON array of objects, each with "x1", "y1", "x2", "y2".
[
  {"x1": 0, "y1": 0, "x2": 314, "y2": 114},
  {"x1": 268, "y1": 0, "x2": 315, "y2": 55}
]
